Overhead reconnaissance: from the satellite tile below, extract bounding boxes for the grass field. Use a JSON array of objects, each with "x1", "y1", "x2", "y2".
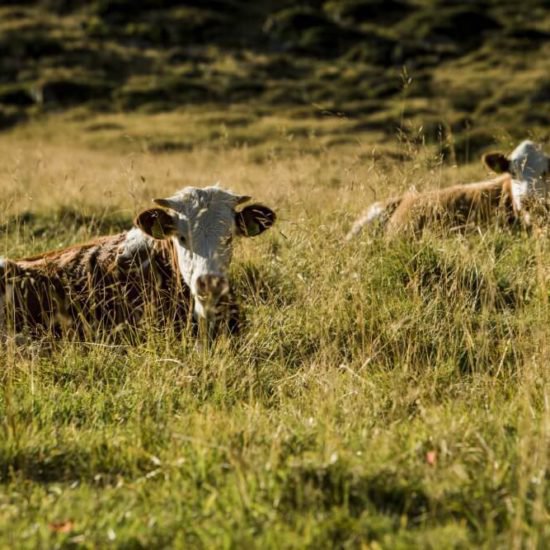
[{"x1": 0, "y1": 109, "x2": 549, "y2": 548}]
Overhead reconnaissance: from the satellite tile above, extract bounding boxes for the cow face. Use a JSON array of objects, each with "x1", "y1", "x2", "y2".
[
  {"x1": 483, "y1": 141, "x2": 550, "y2": 194},
  {"x1": 135, "y1": 186, "x2": 275, "y2": 323}
]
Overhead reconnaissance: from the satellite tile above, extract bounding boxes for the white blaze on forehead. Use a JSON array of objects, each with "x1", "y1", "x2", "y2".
[
  {"x1": 166, "y1": 187, "x2": 239, "y2": 232},
  {"x1": 509, "y1": 141, "x2": 549, "y2": 185},
  {"x1": 163, "y1": 186, "x2": 242, "y2": 319}
]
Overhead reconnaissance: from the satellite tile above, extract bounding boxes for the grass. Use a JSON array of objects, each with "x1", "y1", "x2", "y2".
[{"x1": 1, "y1": 113, "x2": 550, "y2": 548}]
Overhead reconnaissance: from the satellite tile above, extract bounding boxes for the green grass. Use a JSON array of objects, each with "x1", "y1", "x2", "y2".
[
  {"x1": 0, "y1": 1, "x2": 549, "y2": 545},
  {"x1": 1, "y1": 121, "x2": 549, "y2": 546}
]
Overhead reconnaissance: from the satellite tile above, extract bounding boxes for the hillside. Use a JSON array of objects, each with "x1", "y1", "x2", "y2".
[
  {"x1": 1, "y1": 0, "x2": 549, "y2": 160},
  {"x1": 2, "y1": 2, "x2": 550, "y2": 547}
]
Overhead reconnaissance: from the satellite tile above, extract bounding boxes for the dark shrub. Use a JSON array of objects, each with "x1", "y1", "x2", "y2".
[
  {"x1": 264, "y1": 7, "x2": 362, "y2": 57},
  {"x1": 0, "y1": 30, "x2": 64, "y2": 60},
  {"x1": 39, "y1": 79, "x2": 113, "y2": 106},
  {"x1": 0, "y1": 86, "x2": 34, "y2": 107},
  {"x1": 324, "y1": 0, "x2": 413, "y2": 25},
  {"x1": 397, "y1": 6, "x2": 501, "y2": 56}
]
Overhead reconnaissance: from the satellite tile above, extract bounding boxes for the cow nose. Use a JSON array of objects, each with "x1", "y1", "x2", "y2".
[{"x1": 196, "y1": 274, "x2": 230, "y2": 302}]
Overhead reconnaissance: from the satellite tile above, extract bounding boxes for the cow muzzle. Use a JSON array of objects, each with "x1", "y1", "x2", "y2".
[{"x1": 195, "y1": 274, "x2": 230, "y2": 311}]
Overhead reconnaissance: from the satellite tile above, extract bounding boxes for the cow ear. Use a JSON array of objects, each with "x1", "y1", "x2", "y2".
[
  {"x1": 483, "y1": 152, "x2": 510, "y2": 174},
  {"x1": 235, "y1": 204, "x2": 276, "y2": 237},
  {"x1": 134, "y1": 208, "x2": 177, "y2": 239}
]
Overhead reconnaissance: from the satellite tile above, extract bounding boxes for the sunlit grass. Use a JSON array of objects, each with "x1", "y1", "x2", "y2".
[{"x1": 0, "y1": 116, "x2": 549, "y2": 547}]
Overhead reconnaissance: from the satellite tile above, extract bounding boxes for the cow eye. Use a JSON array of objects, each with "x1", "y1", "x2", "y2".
[{"x1": 178, "y1": 235, "x2": 187, "y2": 246}]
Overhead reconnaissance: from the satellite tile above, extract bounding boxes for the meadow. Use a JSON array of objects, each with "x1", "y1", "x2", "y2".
[
  {"x1": 1, "y1": 0, "x2": 550, "y2": 547},
  {"x1": 0, "y1": 108, "x2": 549, "y2": 548}
]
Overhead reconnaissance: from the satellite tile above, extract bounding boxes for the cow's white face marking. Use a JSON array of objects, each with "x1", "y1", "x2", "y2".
[
  {"x1": 135, "y1": 185, "x2": 275, "y2": 324},
  {"x1": 161, "y1": 187, "x2": 241, "y2": 320},
  {"x1": 485, "y1": 140, "x2": 550, "y2": 197},
  {"x1": 508, "y1": 141, "x2": 550, "y2": 195},
  {"x1": 511, "y1": 178, "x2": 529, "y2": 216}
]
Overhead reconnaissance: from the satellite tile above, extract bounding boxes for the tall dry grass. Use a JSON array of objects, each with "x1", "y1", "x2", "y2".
[{"x1": 0, "y1": 115, "x2": 549, "y2": 548}]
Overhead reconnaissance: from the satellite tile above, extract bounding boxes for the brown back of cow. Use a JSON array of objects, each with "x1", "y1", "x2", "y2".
[
  {"x1": 1, "y1": 233, "x2": 242, "y2": 341},
  {"x1": 385, "y1": 175, "x2": 518, "y2": 237}
]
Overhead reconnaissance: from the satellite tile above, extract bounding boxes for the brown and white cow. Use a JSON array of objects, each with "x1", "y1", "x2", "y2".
[
  {"x1": 346, "y1": 140, "x2": 550, "y2": 239},
  {"x1": 0, "y1": 185, "x2": 276, "y2": 340},
  {"x1": 384, "y1": 173, "x2": 520, "y2": 237}
]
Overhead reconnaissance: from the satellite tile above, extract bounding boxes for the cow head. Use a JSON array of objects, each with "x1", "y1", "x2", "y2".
[
  {"x1": 483, "y1": 140, "x2": 550, "y2": 194},
  {"x1": 135, "y1": 185, "x2": 276, "y2": 325}
]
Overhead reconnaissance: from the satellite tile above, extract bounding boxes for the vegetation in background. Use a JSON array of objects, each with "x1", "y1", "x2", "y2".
[
  {"x1": 0, "y1": 0, "x2": 549, "y2": 159},
  {"x1": 0, "y1": 0, "x2": 549, "y2": 547}
]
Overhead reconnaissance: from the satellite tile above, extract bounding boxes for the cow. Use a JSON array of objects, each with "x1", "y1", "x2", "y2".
[
  {"x1": 346, "y1": 140, "x2": 550, "y2": 239},
  {"x1": 383, "y1": 173, "x2": 520, "y2": 237},
  {"x1": 0, "y1": 185, "x2": 276, "y2": 342}
]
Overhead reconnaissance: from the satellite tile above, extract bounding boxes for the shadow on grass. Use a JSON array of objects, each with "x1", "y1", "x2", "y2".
[
  {"x1": 281, "y1": 461, "x2": 430, "y2": 523},
  {"x1": 0, "y1": 207, "x2": 131, "y2": 239},
  {"x1": 0, "y1": 444, "x2": 151, "y2": 483}
]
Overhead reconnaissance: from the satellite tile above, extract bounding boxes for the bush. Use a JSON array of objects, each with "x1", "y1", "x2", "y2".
[
  {"x1": 0, "y1": 85, "x2": 34, "y2": 107},
  {"x1": 264, "y1": 7, "x2": 362, "y2": 57},
  {"x1": 37, "y1": 79, "x2": 113, "y2": 107},
  {"x1": 397, "y1": 6, "x2": 501, "y2": 56},
  {"x1": 324, "y1": 0, "x2": 413, "y2": 25}
]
